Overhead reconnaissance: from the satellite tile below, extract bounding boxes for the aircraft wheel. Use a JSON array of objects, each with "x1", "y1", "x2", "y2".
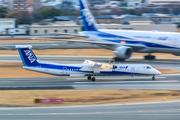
[
  {"x1": 152, "y1": 76, "x2": 155, "y2": 80},
  {"x1": 144, "y1": 55, "x2": 156, "y2": 60},
  {"x1": 92, "y1": 77, "x2": 96, "y2": 81},
  {"x1": 87, "y1": 76, "x2": 91, "y2": 80}
]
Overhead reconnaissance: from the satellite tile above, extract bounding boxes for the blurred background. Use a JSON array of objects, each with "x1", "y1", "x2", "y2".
[{"x1": 0, "y1": 0, "x2": 180, "y2": 36}]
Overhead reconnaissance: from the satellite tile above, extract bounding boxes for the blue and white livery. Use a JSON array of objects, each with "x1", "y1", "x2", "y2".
[
  {"x1": 64, "y1": 0, "x2": 180, "y2": 60},
  {"x1": 16, "y1": 45, "x2": 161, "y2": 81}
]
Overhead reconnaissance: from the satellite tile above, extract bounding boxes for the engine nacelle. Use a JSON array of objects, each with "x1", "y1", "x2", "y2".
[
  {"x1": 114, "y1": 46, "x2": 133, "y2": 59},
  {"x1": 173, "y1": 53, "x2": 180, "y2": 56}
]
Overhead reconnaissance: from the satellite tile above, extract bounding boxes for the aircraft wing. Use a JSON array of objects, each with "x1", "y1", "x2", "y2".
[
  {"x1": 91, "y1": 63, "x2": 113, "y2": 73},
  {"x1": 36, "y1": 37, "x2": 172, "y2": 51},
  {"x1": 90, "y1": 63, "x2": 113, "y2": 69},
  {"x1": 47, "y1": 32, "x2": 88, "y2": 38},
  {"x1": 84, "y1": 60, "x2": 113, "y2": 69},
  {"x1": 36, "y1": 38, "x2": 147, "y2": 50}
]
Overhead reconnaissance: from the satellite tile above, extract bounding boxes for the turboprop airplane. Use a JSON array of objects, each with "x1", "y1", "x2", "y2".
[
  {"x1": 45, "y1": 0, "x2": 180, "y2": 61},
  {"x1": 16, "y1": 45, "x2": 161, "y2": 81}
]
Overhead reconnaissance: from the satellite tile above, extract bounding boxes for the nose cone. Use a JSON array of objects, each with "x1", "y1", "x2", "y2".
[{"x1": 156, "y1": 70, "x2": 161, "y2": 75}]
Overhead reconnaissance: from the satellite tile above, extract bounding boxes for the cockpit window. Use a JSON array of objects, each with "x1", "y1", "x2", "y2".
[{"x1": 147, "y1": 66, "x2": 151, "y2": 69}]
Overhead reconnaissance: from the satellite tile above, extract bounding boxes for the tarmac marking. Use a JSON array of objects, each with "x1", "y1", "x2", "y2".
[
  {"x1": 0, "y1": 100, "x2": 180, "y2": 110},
  {"x1": 72, "y1": 84, "x2": 180, "y2": 87},
  {"x1": 0, "y1": 55, "x2": 113, "y2": 58},
  {"x1": 1, "y1": 84, "x2": 180, "y2": 89},
  {"x1": 0, "y1": 113, "x2": 180, "y2": 116},
  {"x1": 0, "y1": 60, "x2": 21, "y2": 63},
  {"x1": 161, "y1": 74, "x2": 180, "y2": 76},
  {"x1": 74, "y1": 80, "x2": 178, "y2": 84}
]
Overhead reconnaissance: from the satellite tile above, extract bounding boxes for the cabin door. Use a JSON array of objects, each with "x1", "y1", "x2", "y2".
[
  {"x1": 131, "y1": 67, "x2": 135, "y2": 75},
  {"x1": 63, "y1": 67, "x2": 67, "y2": 75}
]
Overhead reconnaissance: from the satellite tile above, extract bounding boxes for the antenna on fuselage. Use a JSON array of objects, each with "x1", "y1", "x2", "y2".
[
  {"x1": 113, "y1": 57, "x2": 117, "y2": 69},
  {"x1": 114, "y1": 58, "x2": 115, "y2": 65}
]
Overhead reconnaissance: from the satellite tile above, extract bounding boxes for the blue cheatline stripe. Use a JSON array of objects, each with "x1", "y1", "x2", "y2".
[
  {"x1": 100, "y1": 71, "x2": 143, "y2": 75},
  {"x1": 17, "y1": 48, "x2": 27, "y2": 66},
  {"x1": 26, "y1": 66, "x2": 147, "y2": 75},
  {"x1": 87, "y1": 31, "x2": 180, "y2": 49},
  {"x1": 27, "y1": 66, "x2": 93, "y2": 73},
  {"x1": 40, "y1": 63, "x2": 81, "y2": 69}
]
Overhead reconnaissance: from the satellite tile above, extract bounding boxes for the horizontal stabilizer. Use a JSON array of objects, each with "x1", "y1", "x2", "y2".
[{"x1": 16, "y1": 45, "x2": 32, "y2": 49}]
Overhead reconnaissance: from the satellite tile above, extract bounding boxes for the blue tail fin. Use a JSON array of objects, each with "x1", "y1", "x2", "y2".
[
  {"x1": 16, "y1": 45, "x2": 40, "y2": 67},
  {"x1": 79, "y1": 0, "x2": 98, "y2": 31}
]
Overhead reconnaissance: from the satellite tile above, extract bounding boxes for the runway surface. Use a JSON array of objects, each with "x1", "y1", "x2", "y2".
[
  {"x1": 0, "y1": 74, "x2": 180, "y2": 90},
  {"x1": 0, "y1": 100, "x2": 180, "y2": 120},
  {"x1": 0, "y1": 51, "x2": 180, "y2": 118}
]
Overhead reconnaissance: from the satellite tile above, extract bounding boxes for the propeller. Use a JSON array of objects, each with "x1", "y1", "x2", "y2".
[{"x1": 112, "y1": 57, "x2": 117, "y2": 69}]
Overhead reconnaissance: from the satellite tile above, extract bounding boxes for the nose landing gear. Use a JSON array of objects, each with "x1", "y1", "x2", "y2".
[{"x1": 152, "y1": 75, "x2": 155, "y2": 80}]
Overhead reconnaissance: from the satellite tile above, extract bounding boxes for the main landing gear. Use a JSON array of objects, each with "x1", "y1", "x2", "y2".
[
  {"x1": 144, "y1": 55, "x2": 156, "y2": 60},
  {"x1": 92, "y1": 77, "x2": 96, "y2": 81},
  {"x1": 87, "y1": 76, "x2": 91, "y2": 80},
  {"x1": 87, "y1": 76, "x2": 96, "y2": 81},
  {"x1": 152, "y1": 75, "x2": 155, "y2": 80},
  {"x1": 114, "y1": 57, "x2": 125, "y2": 61}
]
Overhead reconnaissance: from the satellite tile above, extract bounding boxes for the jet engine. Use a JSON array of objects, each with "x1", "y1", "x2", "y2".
[
  {"x1": 173, "y1": 53, "x2": 180, "y2": 56},
  {"x1": 114, "y1": 46, "x2": 133, "y2": 59}
]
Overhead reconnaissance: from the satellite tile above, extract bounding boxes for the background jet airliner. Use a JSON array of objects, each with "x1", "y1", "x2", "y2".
[
  {"x1": 46, "y1": 0, "x2": 180, "y2": 61},
  {"x1": 16, "y1": 45, "x2": 161, "y2": 81}
]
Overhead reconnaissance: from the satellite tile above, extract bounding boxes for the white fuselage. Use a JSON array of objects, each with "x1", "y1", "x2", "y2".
[
  {"x1": 83, "y1": 29, "x2": 180, "y2": 54},
  {"x1": 16, "y1": 45, "x2": 161, "y2": 81},
  {"x1": 23, "y1": 61, "x2": 161, "y2": 77}
]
